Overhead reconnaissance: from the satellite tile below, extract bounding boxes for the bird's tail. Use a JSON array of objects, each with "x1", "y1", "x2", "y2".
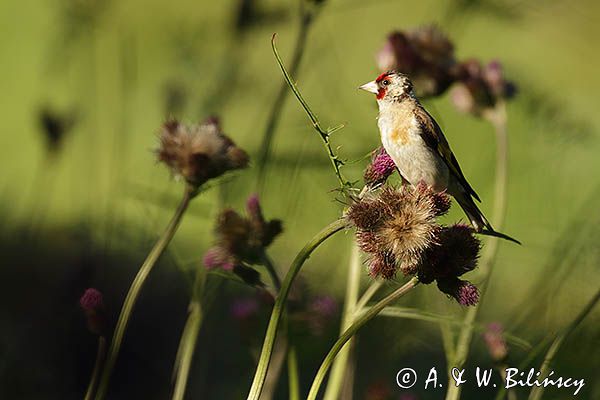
[{"x1": 455, "y1": 191, "x2": 521, "y2": 245}]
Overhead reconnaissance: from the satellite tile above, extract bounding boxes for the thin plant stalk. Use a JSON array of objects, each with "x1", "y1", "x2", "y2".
[
  {"x1": 354, "y1": 280, "x2": 384, "y2": 312},
  {"x1": 94, "y1": 184, "x2": 196, "y2": 400},
  {"x1": 528, "y1": 287, "x2": 600, "y2": 400},
  {"x1": 322, "y1": 243, "x2": 361, "y2": 400},
  {"x1": 445, "y1": 102, "x2": 509, "y2": 400},
  {"x1": 246, "y1": 218, "x2": 349, "y2": 400},
  {"x1": 271, "y1": 34, "x2": 349, "y2": 191},
  {"x1": 307, "y1": 277, "x2": 420, "y2": 400},
  {"x1": 172, "y1": 300, "x2": 203, "y2": 400},
  {"x1": 287, "y1": 346, "x2": 300, "y2": 400},
  {"x1": 173, "y1": 266, "x2": 206, "y2": 400},
  {"x1": 256, "y1": 0, "x2": 316, "y2": 190},
  {"x1": 84, "y1": 336, "x2": 107, "y2": 400}
]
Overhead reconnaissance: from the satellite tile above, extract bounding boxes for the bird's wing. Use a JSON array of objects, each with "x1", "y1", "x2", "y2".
[{"x1": 413, "y1": 105, "x2": 481, "y2": 202}]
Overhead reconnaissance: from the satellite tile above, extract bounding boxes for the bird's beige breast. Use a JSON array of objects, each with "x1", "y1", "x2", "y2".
[{"x1": 378, "y1": 107, "x2": 449, "y2": 191}]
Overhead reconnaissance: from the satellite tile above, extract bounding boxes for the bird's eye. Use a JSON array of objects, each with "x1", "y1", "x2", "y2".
[{"x1": 382, "y1": 79, "x2": 390, "y2": 86}]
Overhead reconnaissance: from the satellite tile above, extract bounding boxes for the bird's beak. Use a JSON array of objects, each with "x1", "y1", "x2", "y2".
[{"x1": 358, "y1": 80, "x2": 379, "y2": 94}]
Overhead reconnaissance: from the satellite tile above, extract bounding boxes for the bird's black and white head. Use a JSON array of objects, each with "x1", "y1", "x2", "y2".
[{"x1": 359, "y1": 71, "x2": 414, "y2": 103}]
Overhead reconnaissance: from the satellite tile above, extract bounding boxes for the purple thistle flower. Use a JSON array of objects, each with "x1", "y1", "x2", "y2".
[
  {"x1": 79, "y1": 288, "x2": 107, "y2": 336},
  {"x1": 203, "y1": 247, "x2": 234, "y2": 271},
  {"x1": 451, "y1": 58, "x2": 517, "y2": 117},
  {"x1": 80, "y1": 288, "x2": 103, "y2": 312},
  {"x1": 377, "y1": 25, "x2": 458, "y2": 98},
  {"x1": 246, "y1": 193, "x2": 262, "y2": 220},
  {"x1": 437, "y1": 278, "x2": 479, "y2": 306},
  {"x1": 364, "y1": 147, "x2": 397, "y2": 186}
]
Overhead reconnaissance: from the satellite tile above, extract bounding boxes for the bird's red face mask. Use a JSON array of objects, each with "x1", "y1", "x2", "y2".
[{"x1": 359, "y1": 73, "x2": 392, "y2": 100}]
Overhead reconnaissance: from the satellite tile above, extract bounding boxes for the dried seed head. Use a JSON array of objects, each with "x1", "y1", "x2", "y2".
[
  {"x1": 203, "y1": 195, "x2": 282, "y2": 282},
  {"x1": 348, "y1": 185, "x2": 444, "y2": 279},
  {"x1": 437, "y1": 278, "x2": 480, "y2": 306},
  {"x1": 157, "y1": 118, "x2": 249, "y2": 187},
  {"x1": 377, "y1": 25, "x2": 458, "y2": 98},
  {"x1": 483, "y1": 322, "x2": 509, "y2": 362},
  {"x1": 418, "y1": 224, "x2": 481, "y2": 284},
  {"x1": 363, "y1": 147, "x2": 397, "y2": 187}
]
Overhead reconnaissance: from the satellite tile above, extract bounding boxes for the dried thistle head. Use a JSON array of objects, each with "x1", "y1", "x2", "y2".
[
  {"x1": 418, "y1": 224, "x2": 481, "y2": 284},
  {"x1": 157, "y1": 118, "x2": 249, "y2": 187},
  {"x1": 376, "y1": 25, "x2": 458, "y2": 98},
  {"x1": 483, "y1": 322, "x2": 509, "y2": 362},
  {"x1": 348, "y1": 184, "x2": 481, "y2": 305},
  {"x1": 363, "y1": 147, "x2": 397, "y2": 187},
  {"x1": 450, "y1": 59, "x2": 517, "y2": 116},
  {"x1": 347, "y1": 184, "x2": 450, "y2": 278},
  {"x1": 203, "y1": 194, "x2": 282, "y2": 277}
]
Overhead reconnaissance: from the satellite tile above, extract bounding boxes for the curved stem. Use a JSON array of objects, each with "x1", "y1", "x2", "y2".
[
  {"x1": 84, "y1": 336, "x2": 107, "y2": 400},
  {"x1": 256, "y1": 1, "x2": 314, "y2": 190},
  {"x1": 445, "y1": 103, "x2": 509, "y2": 400},
  {"x1": 246, "y1": 218, "x2": 349, "y2": 400},
  {"x1": 94, "y1": 185, "x2": 195, "y2": 400},
  {"x1": 322, "y1": 243, "x2": 361, "y2": 400},
  {"x1": 528, "y1": 287, "x2": 600, "y2": 400},
  {"x1": 307, "y1": 277, "x2": 419, "y2": 400},
  {"x1": 172, "y1": 300, "x2": 203, "y2": 400}
]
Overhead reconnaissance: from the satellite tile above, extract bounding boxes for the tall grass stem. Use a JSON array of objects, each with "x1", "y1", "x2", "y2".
[{"x1": 95, "y1": 184, "x2": 195, "y2": 400}]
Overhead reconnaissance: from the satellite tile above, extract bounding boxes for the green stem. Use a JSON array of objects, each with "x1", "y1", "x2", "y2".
[
  {"x1": 246, "y1": 218, "x2": 349, "y2": 400},
  {"x1": 322, "y1": 243, "x2": 361, "y2": 400},
  {"x1": 354, "y1": 280, "x2": 384, "y2": 313},
  {"x1": 528, "y1": 287, "x2": 600, "y2": 400},
  {"x1": 307, "y1": 277, "x2": 420, "y2": 400},
  {"x1": 94, "y1": 185, "x2": 195, "y2": 400},
  {"x1": 256, "y1": 1, "x2": 314, "y2": 190},
  {"x1": 261, "y1": 252, "x2": 282, "y2": 291},
  {"x1": 172, "y1": 300, "x2": 203, "y2": 400},
  {"x1": 270, "y1": 34, "x2": 349, "y2": 191},
  {"x1": 84, "y1": 336, "x2": 107, "y2": 400},
  {"x1": 445, "y1": 103, "x2": 509, "y2": 400},
  {"x1": 287, "y1": 345, "x2": 300, "y2": 400}
]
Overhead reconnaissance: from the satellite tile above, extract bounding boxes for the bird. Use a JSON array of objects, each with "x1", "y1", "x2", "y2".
[{"x1": 359, "y1": 70, "x2": 519, "y2": 244}]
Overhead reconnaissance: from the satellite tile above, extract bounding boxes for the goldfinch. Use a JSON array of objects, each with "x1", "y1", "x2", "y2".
[{"x1": 359, "y1": 71, "x2": 518, "y2": 243}]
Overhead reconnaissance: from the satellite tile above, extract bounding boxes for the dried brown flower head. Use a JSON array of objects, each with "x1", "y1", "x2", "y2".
[
  {"x1": 418, "y1": 224, "x2": 481, "y2": 284},
  {"x1": 376, "y1": 25, "x2": 458, "y2": 98},
  {"x1": 347, "y1": 184, "x2": 449, "y2": 278},
  {"x1": 203, "y1": 194, "x2": 282, "y2": 276},
  {"x1": 157, "y1": 118, "x2": 249, "y2": 187},
  {"x1": 348, "y1": 184, "x2": 481, "y2": 306}
]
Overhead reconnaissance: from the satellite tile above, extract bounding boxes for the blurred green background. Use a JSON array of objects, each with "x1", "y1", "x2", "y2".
[{"x1": 1, "y1": 0, "x2": 599, "y2": 399}]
